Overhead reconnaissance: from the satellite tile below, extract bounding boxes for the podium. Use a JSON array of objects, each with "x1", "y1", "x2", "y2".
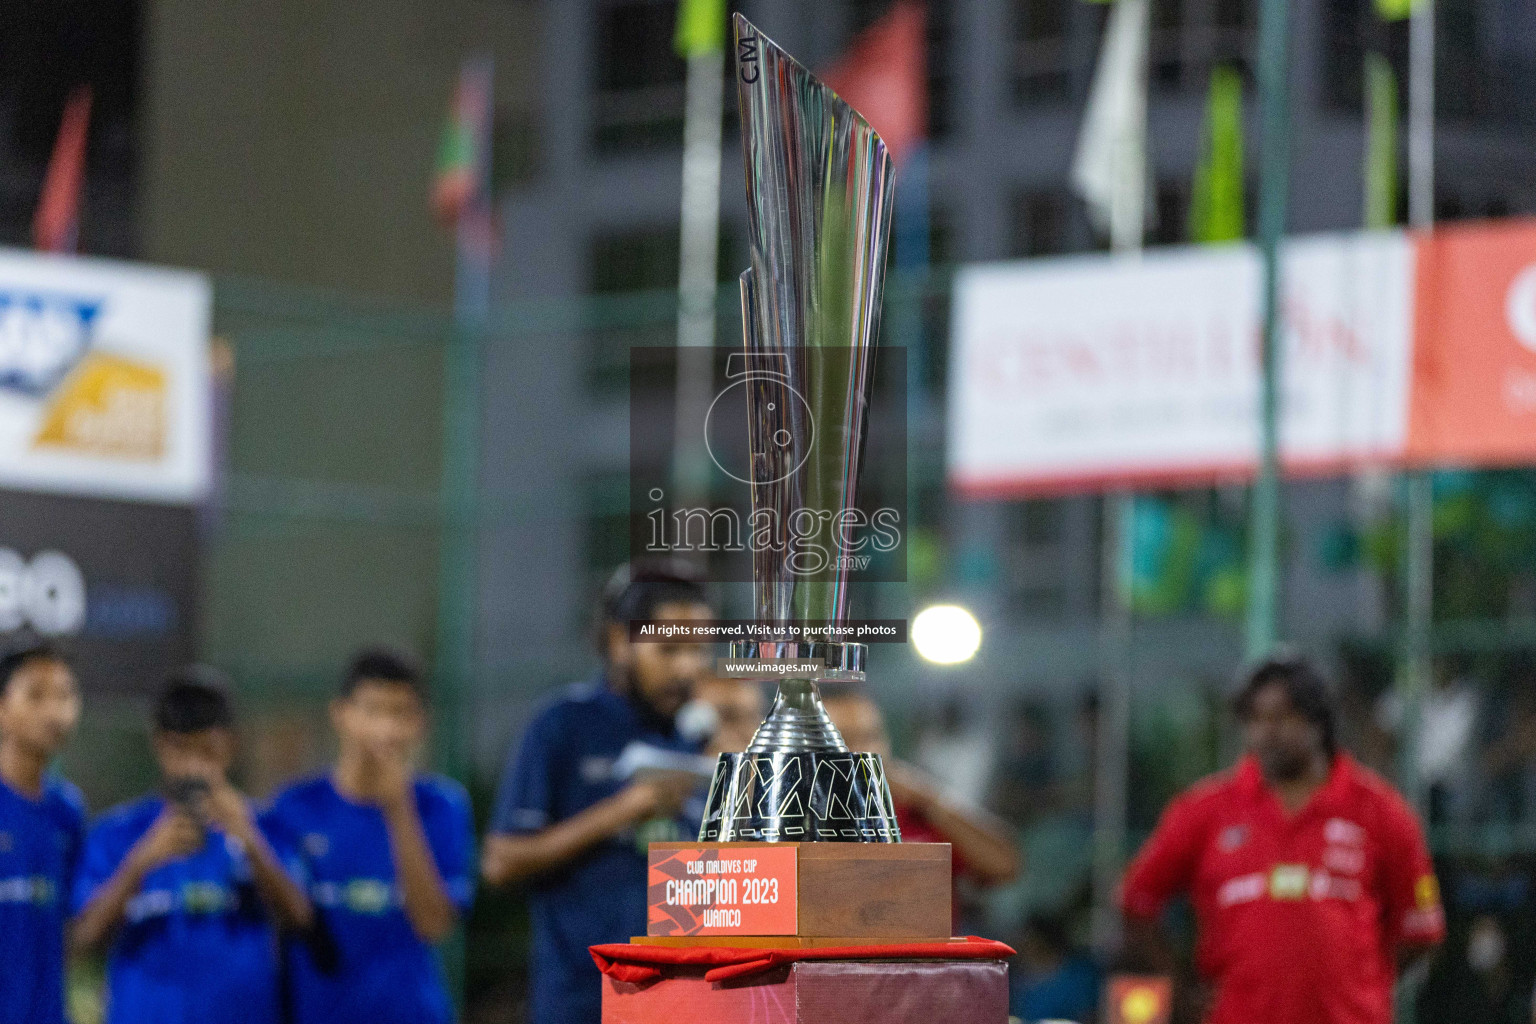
[
  {"x1": 601, "y1": 959, "x2": 1009, "y2": 1024},
  {"x1": 593, "y1": 841, "x2": 1013, "y2": 1024}
]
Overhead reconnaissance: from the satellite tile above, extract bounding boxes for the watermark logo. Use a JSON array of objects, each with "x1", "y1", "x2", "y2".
[{"x1": 629, "y1": 347, "x2": 907, "y2": 584}]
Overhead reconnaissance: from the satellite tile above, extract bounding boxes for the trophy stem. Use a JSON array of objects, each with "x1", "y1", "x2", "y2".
[{"x1": 745, "y1": 678, "x2": 850, "y2": 755}]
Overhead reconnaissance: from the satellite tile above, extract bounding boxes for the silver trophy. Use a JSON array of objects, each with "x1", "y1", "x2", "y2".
[{"x1": 698, "y1": 14, "x2": 900, "y2": 844}]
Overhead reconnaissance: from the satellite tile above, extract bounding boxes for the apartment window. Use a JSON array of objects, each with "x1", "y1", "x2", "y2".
[
  {"x1": 593, "y1": 1, "x2": 688, "y2": 153},
  {"x1": 1435, "y1": 186, "x2": 1530, "y2": 223},
  {"x1": 585, "y1": 225, "x2": 742, "y2": 393},
  {"x1": 1323, "y1": 0, "x2": 1536, "y2": 123},
  {"x1": 1148, "y1": 0, "x2": 1255, "y2": 94},
  {"x1": 1151, "y1": 180, "x2": 1190, "y2": 246},
  {"x1": 1319, "y1": 0, "x2": 1409, "y2": 113},
  {"x1": 1011, "y1": 188, "x2": 1071, "y2": 257},
  {"x1": 586, "y1": 227, "x2": 676, "y2": 392},
  {"x1": 1013, "y1": 0, "x2": 1074, "y2": 104},
  {"x1": 492, "y1": 111, "x2": 541, "y2": 192},
  {"x1": 1009, "y1": 585, "x2": 1068, "y2": 618},
  {"x1": 581, "y1": 473, "x2": 631, "y2": 573},
  {"x1": 1024, "y1": 500, "x2": 1066, "y2": 546},
  {"x1": 0, "y1": 0, "x2": 140, "y2": 253},
  {"x1": 1003, "y1": 500, "x2": 1070, "y2": 620},
  {"x1": 590, "y1": 227, "x2": 678, "y2": 295}
]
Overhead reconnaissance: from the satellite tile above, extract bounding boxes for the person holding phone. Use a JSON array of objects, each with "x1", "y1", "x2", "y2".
[{"x1": 71, "y1": 668, "x2": 311, "y2": 1024}]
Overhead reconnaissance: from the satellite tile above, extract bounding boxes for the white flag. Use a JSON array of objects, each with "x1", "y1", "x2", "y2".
[{"x1": 1070, "y1": 0, "x2": 1150, "y2": 251}]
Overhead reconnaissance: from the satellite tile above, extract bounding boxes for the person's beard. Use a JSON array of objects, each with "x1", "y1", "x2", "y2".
[
  {"x1": 1257, "y1": 744, "x2": 1312, "y2": 783},
  {"x1": 615, "y1": 666, "x2": 684, "y2": 735}
]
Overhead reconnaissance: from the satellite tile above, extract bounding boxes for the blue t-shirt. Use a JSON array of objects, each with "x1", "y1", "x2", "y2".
[
  {"x1": 260, "y1": 774, "x2": 474, "y2": 1024},
  {"x1": 492, "y1": 679, "x2": 705, "y2": 1024},
  {"x1": 0, "y1": 773, "x2": 85, "y2": 1024},
  {"x1": 74, "y1": 795, "x2": 288, "y2": 1024}
]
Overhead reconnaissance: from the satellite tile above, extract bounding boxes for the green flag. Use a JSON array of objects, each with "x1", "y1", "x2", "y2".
[
  {"x1": 1188, "y1": 65, "x2": 1245, "y2": 244},
  {"x1": 1375, "y1": 0, "x2": 1416, "y2": 22},
  {"x1": 675, "y1": 0, "x2": 726, "y2": 58},
  {"x1": 1363, "y1": 53, "x2": 1398, "y2": 229}
]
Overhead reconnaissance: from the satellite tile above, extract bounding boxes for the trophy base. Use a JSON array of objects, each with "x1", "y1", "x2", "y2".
[
  {"x1": 698, "y1": 751, "x2": 901, "y2": 843},
  {"x1": 646, "y1": 841, "x2": 952, "y2": 940}
]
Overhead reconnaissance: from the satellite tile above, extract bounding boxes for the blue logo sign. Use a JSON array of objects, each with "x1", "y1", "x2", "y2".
[{"x1": 0, "y1": 290, "x2": 103, "y2": 397}]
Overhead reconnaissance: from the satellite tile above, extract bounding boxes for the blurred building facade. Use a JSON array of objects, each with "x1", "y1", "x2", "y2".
[
  {"x1": 485, "y1": 0, "x2": 1536, "y2": 744},
  {"x1": 5, "y1": 0, "x2": 1536, "y2": 1018},
  {"x1": 6, "y1": 0, "x2": 1533, "y2": 805}
]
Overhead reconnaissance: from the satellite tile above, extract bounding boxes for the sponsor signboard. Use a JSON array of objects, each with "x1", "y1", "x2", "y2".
[
  {"x1": 0, "y1": 488, "x2": 197, "y2": 694},
  {"x1": 0, "y1": 248, "x2": 211, "y2": 504},
  {"x1": 949, "y1": 219, "x2": 1536, "y2": 495},
  {"x1": 1407, "y1": 219, "x2": 1536, "y2": 468}
]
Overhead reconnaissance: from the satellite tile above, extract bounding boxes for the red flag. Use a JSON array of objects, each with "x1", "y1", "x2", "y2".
[
  {"x1": 821, "y1": 2, "x2": 926, "y2": 163},
  {"x1": 33, "y1": 86, "x2": 92, "y2": 253},
  {"x1": 431, "y1": 61, "x2": 492, "y2": 226}
]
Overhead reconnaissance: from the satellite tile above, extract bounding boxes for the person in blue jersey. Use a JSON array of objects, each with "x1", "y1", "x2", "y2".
[
  {"x1": 261, "y1": 647, "x2": 474, "y2": 1024},
  {"x1": 0, "y1": 640, "x2": 84, "y2": 1024},
  {"x1": 71, "y1": 668, "x2": 312, "y2": 1024},
  {"x1": 481, "y1": 561, "x2": 716, "y2": 1024}
]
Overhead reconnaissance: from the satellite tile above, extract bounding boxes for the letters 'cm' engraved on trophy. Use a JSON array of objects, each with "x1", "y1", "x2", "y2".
[{"x1": 699, "y1": 14, "x2": 901, "y2": 844}]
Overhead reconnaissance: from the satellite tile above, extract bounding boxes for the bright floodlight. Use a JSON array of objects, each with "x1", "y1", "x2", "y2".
[{"x1": 911, "y1": 604, "x2": 982, "y2": 665}]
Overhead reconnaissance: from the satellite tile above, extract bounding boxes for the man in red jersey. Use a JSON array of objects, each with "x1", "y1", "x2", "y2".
[{"x1": 1120, "y1": 656, "x2": 1445, "y2": 1024}]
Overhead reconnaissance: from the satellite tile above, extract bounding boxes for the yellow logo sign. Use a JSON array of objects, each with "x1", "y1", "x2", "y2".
[{"x1": 32, "y1": 352, "x2": 165, "y2": 461}]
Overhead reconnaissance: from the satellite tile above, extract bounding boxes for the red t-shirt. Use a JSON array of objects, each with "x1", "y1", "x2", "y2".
[{"x1": 1120, "y1": 754, "x2": 1445, "y2": 1024}]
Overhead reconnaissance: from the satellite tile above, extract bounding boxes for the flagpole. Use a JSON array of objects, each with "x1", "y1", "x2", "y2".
[
  {"x1": 433, "y1": 53, "x2": 493, "y2": 1017},
  {"x1": 671, "y1": 32, "x2": 726, "y2": 508},
  {"x1": 1244, "y1": 0, "x2": 1293, "y2": 661},
  {"x1": 897, "y1": 143, "x2": 930, "y2": 604},
  {"x1": 1080, "y1": 0, "x2": 1148, "y2": 954},
  {"x1": 436, "y1": 55, "x2": 493, "y2": 785},
  {"x1": 1400, "y1": 0, "x2": 1435, "y2": 821},
  {"x1": 1393, "y1": 21, "x2": 1435, "y2": 1022}
]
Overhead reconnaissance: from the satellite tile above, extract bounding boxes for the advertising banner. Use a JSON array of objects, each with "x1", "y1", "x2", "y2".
[
  {"x1": 0, "y1": 488, "x2": 197, "y2": 695},
  {"x1": 0, "y1": 248, "x2": 211, "y2": 504},
  {"x1": 1407, "y1": 219, "x2": 1536, "y2": 469},
  {"x1": 948, "y1": 220, "x2": 1536, "y2": 496}
]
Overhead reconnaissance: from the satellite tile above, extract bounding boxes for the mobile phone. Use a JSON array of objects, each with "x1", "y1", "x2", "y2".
[{"x1": 165, "y1": 775, "x2": 211, "y2": 812}]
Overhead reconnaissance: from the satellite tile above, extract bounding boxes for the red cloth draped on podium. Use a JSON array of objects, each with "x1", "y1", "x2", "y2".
[
  {"x1": 594, "y1": 938, "x2": 1015, "y2": 1024},
  {"x1": 590, "y1": 936, "x2": 1015, "y2": 984}
]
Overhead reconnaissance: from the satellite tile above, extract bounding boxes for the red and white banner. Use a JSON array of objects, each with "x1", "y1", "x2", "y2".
[{"x1": 949, "y1": 219, "x2": 1536, "y2": 496}]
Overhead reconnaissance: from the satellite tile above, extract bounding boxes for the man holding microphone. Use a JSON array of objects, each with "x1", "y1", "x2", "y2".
[{"x1": 481, "y1": 561, "x2": 715, "y2": 1024}]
